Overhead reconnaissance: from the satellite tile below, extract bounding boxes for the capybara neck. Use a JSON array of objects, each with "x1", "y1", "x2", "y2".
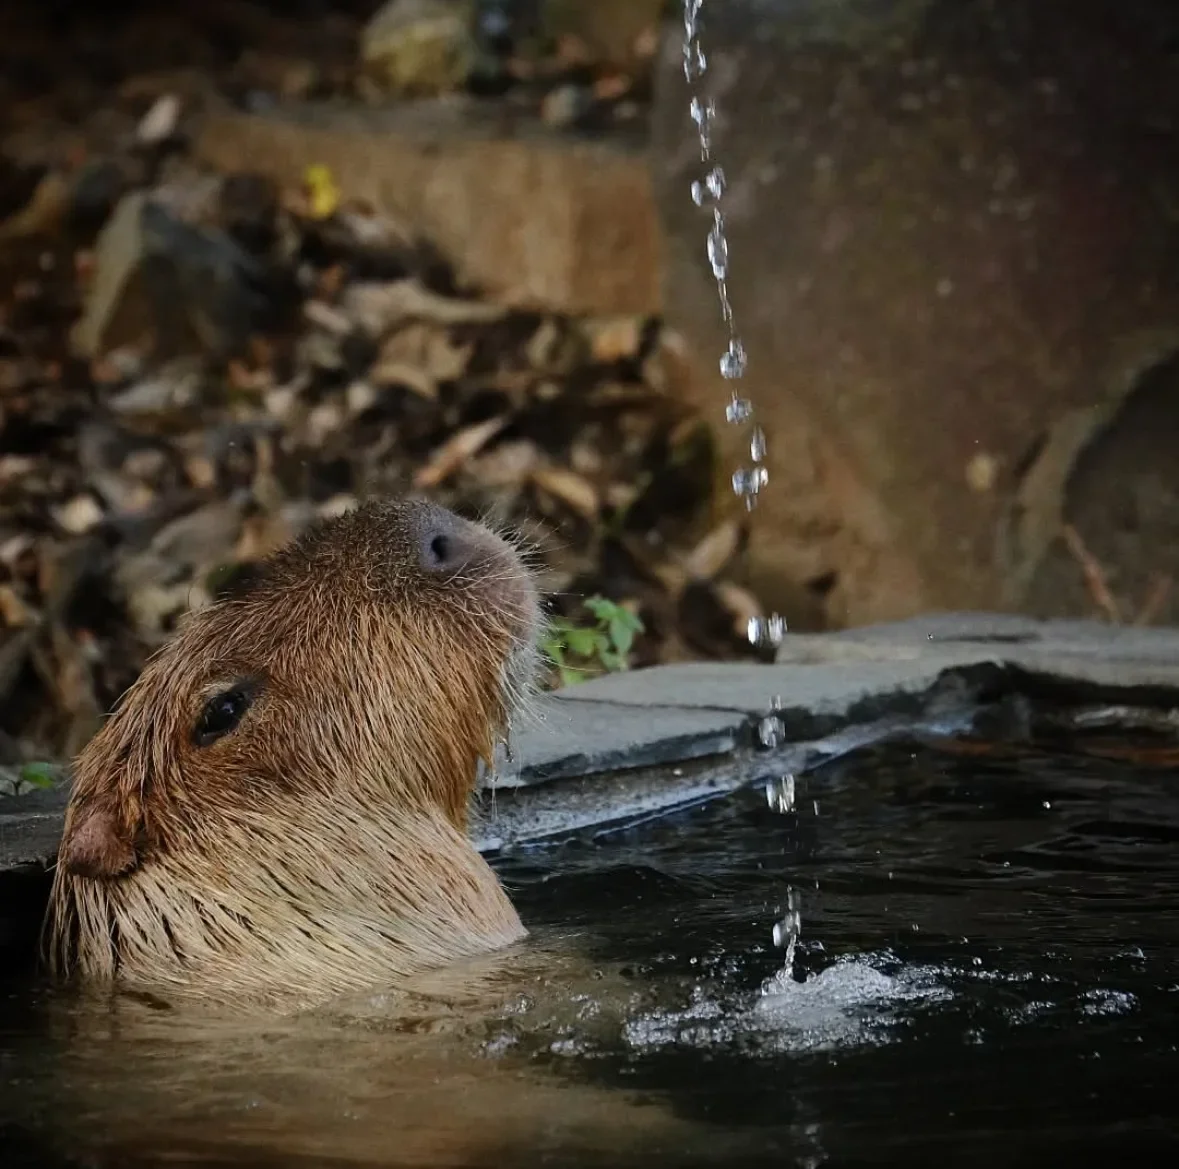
[{"x1": 45, "y1": 498, "x2": 541, "y2": 1011}]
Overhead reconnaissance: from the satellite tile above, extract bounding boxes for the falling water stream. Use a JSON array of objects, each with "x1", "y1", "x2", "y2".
[{"x1": 681, "y1": 0, "x2": 801, "y2": 981}]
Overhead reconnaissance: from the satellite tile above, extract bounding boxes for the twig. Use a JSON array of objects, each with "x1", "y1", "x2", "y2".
[
  {"x1": 1061, "y1": 523, "x2": 1121, "y2": 623},
  {"x1": 1134, "y1": 572, "x2": 1172, "y2": 627}
]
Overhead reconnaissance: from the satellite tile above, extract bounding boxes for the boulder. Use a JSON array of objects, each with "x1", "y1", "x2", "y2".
[
  {"x1": 651, "y1": 0, "x2": 1179, "y2": 627},
  {"x1": 359, "y1": 0, "x2": 480, "y2": 98},
  {"x1": 195, "y1": 101, "x2": 660, "y2": 317}
]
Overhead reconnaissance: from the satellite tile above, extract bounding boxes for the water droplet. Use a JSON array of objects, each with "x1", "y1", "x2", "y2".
[
  {"x1": 690, "y1": 165, "x2": 726, "y2": 206},
  {"x1": 747, "y1": 613, "x2": 787, "y2": 647},
  {"x1": 732, "y1": 464, "x2": 769, "y2": 499},
  {"x1": 720, "y1": 339, "x2": 747, "y2": 380},
  {"x1": 766, "y1": 773, "x2": 796, "y2": 814},
  {"x1": 707, "y1": 213, "x2": 728, "y2": 279},
  {"x1": 772, "y1": 888, "x2": 802, "y2": 977},
  {"x1": 725, "y1": 393, "x2": 752, "y2": 424},
  {"x1": 689, "y1": 96, "x2": 714, "y2": 134},
  {"x1": 683, "y1": 43, "x2": 707, "y2": 82},
  {"x1": 750, "y1": 427, "x2": 767, "y2": 462},
  {"x1": 757, "y1": 714, "x2": 784, "y2": 749}
]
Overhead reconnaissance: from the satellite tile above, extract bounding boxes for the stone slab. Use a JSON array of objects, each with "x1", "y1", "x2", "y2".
[
  {"x1": 777, "y1": 613, "x2": 1179, "y2": 690},
  {"x1": 6, "y1": 615, "x2": 1179, "y2": 877},
  {"x1": 548, "y1": 657, "x2": 978, "y2": 720},
  {"x1": 194, "y1": 100, "x2": 660, "y2": 316},
  {"x1": 492, "y1": 696, "x2": 743, "y2": 787},
  {"x1": 0, "y1": 783, "x2": 70, "y2": 872}
]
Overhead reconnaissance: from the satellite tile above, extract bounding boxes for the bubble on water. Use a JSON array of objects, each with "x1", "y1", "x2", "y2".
[
  {"x1": 758, "y1": 713, "x2": 785, "y2": 749},
  {"x1": 720, "y1": 340, "x2": 747, "y2": 380}
]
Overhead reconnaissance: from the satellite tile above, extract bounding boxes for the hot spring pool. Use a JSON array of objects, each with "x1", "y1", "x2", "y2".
[{"x1": 3, "y1": 728, "x2": 1178, "y2": 1167}]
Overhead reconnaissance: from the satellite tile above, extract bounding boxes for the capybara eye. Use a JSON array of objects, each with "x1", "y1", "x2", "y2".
[{"x1": 193, "y1": 686, "x2": 253, "y2": 748}]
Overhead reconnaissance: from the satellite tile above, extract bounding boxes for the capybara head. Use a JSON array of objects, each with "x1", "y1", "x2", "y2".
[{"x1": 45, "y1": 498, "x2": 541, "y2": 1009}]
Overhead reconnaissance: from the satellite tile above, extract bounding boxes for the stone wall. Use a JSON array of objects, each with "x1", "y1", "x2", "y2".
[{"x1": 652, "y1": 0, "x2": 1179, "y2": 628}]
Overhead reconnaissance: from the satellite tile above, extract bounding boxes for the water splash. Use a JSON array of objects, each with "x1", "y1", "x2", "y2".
[{"x1": 682, "y1": 0, "x2": 785, "y2": 653}]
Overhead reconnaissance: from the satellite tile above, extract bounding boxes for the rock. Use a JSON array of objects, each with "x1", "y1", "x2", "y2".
[
  {"x1": 66, "y1": 159, "x2": 132, "y2": 236},
  {"x1": 216, "y1": 172, "x2": 281, "y2": 256},
  {"x1": 194, "y1": 101, "x2": 660, "y2": 316},
  {"x1": 540, "y1": 83, "x2": 592, "y2": 128},
  {"x1": 650, "y1": 0, "x2": 1179, "y2": 627},
  {"x1": 539, "y1": 0, "x2": 665, "y2": 69},
  {"x1": 0, "y1": 168, "x2": 69, "y2": 241},
  {"x1": 360, "y1": 0, "x2": 480, "y2": 98},
  {"x1": 70, "y1": 191, "x2": 276, "y2": 361}
]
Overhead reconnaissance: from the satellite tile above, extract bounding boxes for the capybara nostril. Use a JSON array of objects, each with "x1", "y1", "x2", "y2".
[
  {"x1": 413, "y1": 503, "x2": 486, "y2": 575},
  {"x1": 426, "y1": 533, "x2": 454, "y2": 570}
]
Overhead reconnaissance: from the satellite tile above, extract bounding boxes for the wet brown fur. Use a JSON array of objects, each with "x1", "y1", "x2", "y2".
[{"x1": 44, "y1": 498, "x2": 542, "y2": 1010}]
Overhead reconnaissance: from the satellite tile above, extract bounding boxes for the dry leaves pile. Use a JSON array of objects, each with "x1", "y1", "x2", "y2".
[{"x1": 0, "y1": 111, "x2": 772, "y2": 771}]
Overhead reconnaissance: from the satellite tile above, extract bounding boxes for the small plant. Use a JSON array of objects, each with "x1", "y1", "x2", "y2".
[
  {"x1": 542, "y1": 596, "x2": 645, "y2": 688},
  {"x1": 0, "y1": 760, "x2": 62, "y2": 797}
]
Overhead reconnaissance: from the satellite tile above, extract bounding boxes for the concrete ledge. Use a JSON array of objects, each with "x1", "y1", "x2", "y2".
[{"x1": 6, "y1": 614, "x2": 1177, "y2": 883}]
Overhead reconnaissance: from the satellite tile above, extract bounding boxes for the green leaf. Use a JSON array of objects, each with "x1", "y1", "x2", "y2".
[
  {"x1": 583, "y1": 595, "x2": 616, "y2": 623},
  {"x1": 564, "y1": 626, "x2": 603, "y2": 658},
  {"x1": 19, "y1": 761, "x2": 58, "y2": 790},
  {"x1": 607, "y1": 614, "x2": 637, "y2": 657}
]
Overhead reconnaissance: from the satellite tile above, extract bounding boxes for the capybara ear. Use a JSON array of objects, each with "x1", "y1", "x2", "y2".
[{"x1": 58, "y1": 798, "x2": 139, "y2": 879}]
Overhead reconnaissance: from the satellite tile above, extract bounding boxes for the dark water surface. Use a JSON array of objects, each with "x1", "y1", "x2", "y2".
[{"x1": 2, "y1": 733, "x2": 1178, "y2": 1167}]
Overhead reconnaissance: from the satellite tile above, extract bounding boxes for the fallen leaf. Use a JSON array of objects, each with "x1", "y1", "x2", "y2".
[
  {"x1": 52, "y1": 495, "x2": 104, "y2": 535},
  {"x1": 304, "y1": 164, "x2": 340, "y2": 219},
  {"x1": 532, "y1": 466, "x2": 600, "y2": 521},
  {"x1": 414, "y1": 417, "x2": 507, "y2": 489},
  {"x1": 683, "y1": 521, "x2": 742, "y2": 581},
  {"x1": 136, "y1": 94, "x2": 181, "y2": 144}
]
